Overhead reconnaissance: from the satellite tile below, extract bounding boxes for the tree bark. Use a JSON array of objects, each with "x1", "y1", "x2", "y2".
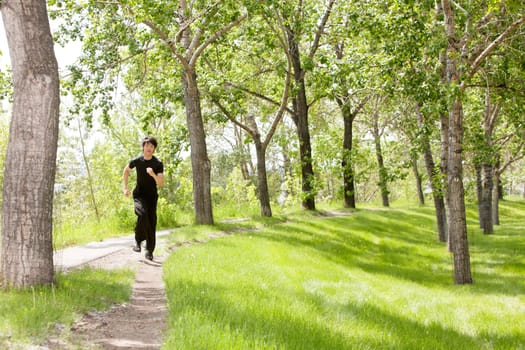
[
  {"x1": 286, "y1": 26, "x2": 316, "y2": 211},
  {"x1": 337, "y1": 97, "x2": 357, "y2": 208},
  {"x1": 492, "y1": 169, "x2": 501, "y2": 225},
  {"x1": 1, "y1": 0, "x2": 60, "y2": 288},
  {"x1": 475, "y1": 163, "x2": 483, "y2": 228},
  {"x1": 412, "y1": 154, "x2": 425, "y2": 206},
  {"x1": 442, "y1": 0, "x2": 472, "y2": 284},
  {"x1": 478, "y1": 94, "x2": 498, "y2": 234},
  {"x1": 234, "y1": 123, "x2": 253, "y2": 181},
  {"x1": 480, "y1": 162, "x2": 494, "y2": 234},
  {"x1": 447, "y1": 99, "x2": 472, "y2": 284},
  {"x1": 415, "y1": 104, "x2": 447, "y2": 242},
  {"x1": 182, "y1": 68, "x2": 213, "y2": 225},
  {"x1": 253, "y1": 140, "x2": 272, "y2": 217},
  {"x1": 372, "y1": 99, "x2": 389, "y2": 207}
]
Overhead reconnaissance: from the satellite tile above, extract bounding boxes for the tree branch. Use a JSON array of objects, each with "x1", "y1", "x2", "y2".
[
  {"x1": 190, "y1": 13, "x2": 248, "y2": 66},
  {"x1": 225, "y1": 82, "x2": 294, "y2": 115},
  {"x1": 465, "y1": 15, "x2": 525, "y2": 84},
  {"x1": 309, "y1": 0, "x2": 335, "y2": 60},
  {"x1": 263, "y1": 52, "x2": 292, "y2": 149}
]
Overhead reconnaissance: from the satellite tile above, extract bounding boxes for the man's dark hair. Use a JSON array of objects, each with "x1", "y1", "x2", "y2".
[{"x1": 142, "y1": 136, "x2": 158, "y2": 149}]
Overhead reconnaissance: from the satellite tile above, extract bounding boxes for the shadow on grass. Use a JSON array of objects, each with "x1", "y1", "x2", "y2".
[
  {"x1": 165, "y1": 277, "x2": 519, "y2": 350},
  {"x1": 248, "y1": 208, "x2": 525, "y2": 296}
]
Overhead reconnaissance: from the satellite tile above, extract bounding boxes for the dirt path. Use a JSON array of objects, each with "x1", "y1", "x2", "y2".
[{"x1": 48, "y1": 242, "x2": 169, "y2": 350}]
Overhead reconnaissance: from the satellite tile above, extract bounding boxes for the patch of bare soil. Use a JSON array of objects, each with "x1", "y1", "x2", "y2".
[{"x1": 47, "y1": 243, "x2": 168, "y2": 350}]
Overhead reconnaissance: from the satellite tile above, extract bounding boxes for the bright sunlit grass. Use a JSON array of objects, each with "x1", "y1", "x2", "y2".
[{"x1": 163, "y1": 199, "x2": 525, "y2": 349}]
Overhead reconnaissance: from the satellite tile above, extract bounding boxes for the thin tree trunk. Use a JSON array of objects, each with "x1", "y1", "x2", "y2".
[
  {"x1": 286, "y1": 26, "x2": 316, "y2": 211},
  {"x1": 479, "y1": 93, "x2": 498, "y2": 234},
  {"x1": 1, "y1": 0, "x2": 60, "y2": 287},
  {"x1": 493, "y1": 164, "x2": 501, "y2": 225},
  {"x1": 337, "y1": 97, "x2": 357, "y2": 208},
  {"x1": 372, "y1": 98, "x2": 389, "y2": 207},
  {"x1": 234, "y1": 123, "x2": 253, "y2": 181},
  {"x1": 77, "y1": 117, "x2": 100, "y2": 221},
  {"x1": 412, "y1": 155, "x2": 425, "y2": 206},
  {"x1": 254, "y1": 140, "x2": 272, "y2": 217},
  {"x1": 415, "y1": 104, "x2": 447, "y2": 242},
  {"x1": 475, "y1": 163, "x2": 483, "y2": 228},
  {"x1": 480, "y1": 162, "x2": 494, "y2": 234}
]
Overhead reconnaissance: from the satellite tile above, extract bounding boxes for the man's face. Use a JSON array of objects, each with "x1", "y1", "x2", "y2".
[{"x1": 143, "y1": 142, "x2": 155, "y2": 157}]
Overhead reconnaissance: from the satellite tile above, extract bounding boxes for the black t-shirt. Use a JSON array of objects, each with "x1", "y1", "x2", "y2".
[{"x1": 129, "y1": 155, "x2": 164, "y2": 197}]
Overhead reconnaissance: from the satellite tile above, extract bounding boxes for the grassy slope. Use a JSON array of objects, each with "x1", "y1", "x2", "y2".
[
  {"x1": 0, "y1": 200, "x2": 523, "y2": 349},
  {"x1": 162, "y1": 200, "x2": 525, "y2": 349}
]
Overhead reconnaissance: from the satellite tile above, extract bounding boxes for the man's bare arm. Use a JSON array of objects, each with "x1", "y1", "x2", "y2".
[{"x1": 122, "y1": 164, "x2": 131, "y2": 197}]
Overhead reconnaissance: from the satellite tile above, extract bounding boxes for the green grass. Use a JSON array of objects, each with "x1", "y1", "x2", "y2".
[
  {"x1": 2, "y1": 199, "x2": 524, "y2": 349},
  {"x1": 162, "y1": 200, "x2": 525, "y2": 349},
  {"x1": 0, "y1": 267, "x2": 134, "y2": 348}
]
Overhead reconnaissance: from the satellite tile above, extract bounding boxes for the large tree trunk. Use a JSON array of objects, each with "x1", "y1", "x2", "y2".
[
  {"x1": 442, "y1": 0, "x2": 472, "y2": 284},
  {"x1": 415, "y1": 104, "x2": 447, "y2": 242},
  {"x1": 447, "y1": 99, "x2": 472, "y2": 284},
  {"x1": 286, "y1": 27, "x2": 316, "y2": 211},
  {"x1": 182, "y1": 69, "x2": 213, "y2": 225},
  {"x1": 1, "y1": 0, "x2": 60, "y2": 288}
]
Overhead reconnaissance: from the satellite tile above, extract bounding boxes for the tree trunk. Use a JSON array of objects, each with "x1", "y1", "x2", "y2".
[
  {"x1": 337, "y1": 97, "x2": 356, "y2": 208},
  {"x1": 234, "y1": 123, "x2": 253, "y2": 181},
  {"x1": 181, "y1": 69, "x2": 213, "y2": 225},
  {"x1": 492, "y1": 167, "x2": 501, "y2": 225},
  {"x1": 415, "y1": 104, "x2": 447, "y2": 242},
  {"x1": 412, "y1": 155, "x2": 425, "y2": 206},
  {"x1": 447, "y1": 99, "x2": 472, "y2": 284},
  {"x1": 475, "y1": 163, "x2": 483, "y2": 228},
  {"x1": 281, "y1": 137, "x2": 294, "y2": 201},
  {"x1": 1, "y1": 0, "x2": 60, "y2": 288},
  {"x1": 372, "y1": 103, "x2": 389, "y2": 207},
  {"x1": 286, "y1": 27, "x2": 316, "y2": 211},
  {"x1": 442, "y1": 0, "x2": 472, "y2": 284},
  {"x1": 478, "y1": 91, "x2": 498, "y2": 234},
  {"x1": 77, "y1": 116, "x2": 100, "y2": 221},
  {"x1": 480, "y1": 163, "x2": 494, "y2": 234},
  {"x1": 254, "y1": 141, "x2": 272, "y2": 217}
]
